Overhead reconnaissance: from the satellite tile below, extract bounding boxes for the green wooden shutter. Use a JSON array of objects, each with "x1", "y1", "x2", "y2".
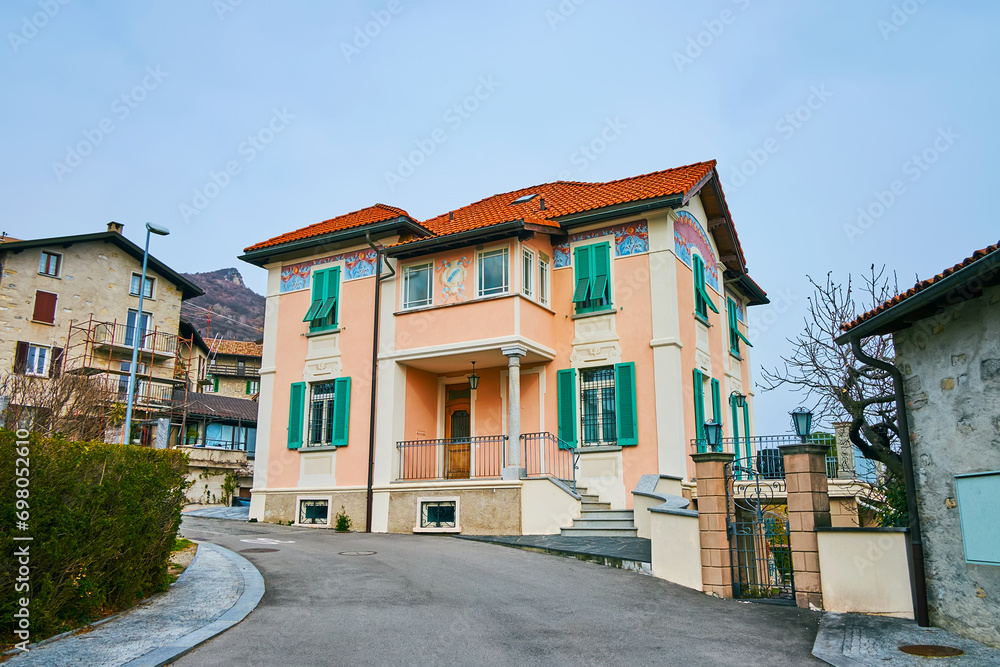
[
  {"x1": 245, "y1": 379, "x2": 251, "y2": 394},
  {"x1": 711, "y1": 378, "x2": 721, "y2": 424},
  {"x1": 693, "y1": 369, "x2": 705, "y2": 444},
  {"x1": 728, "y1": 298, "x2": 739, "y2": 354},
  {"x1": 614, "y1": 362, "x2": 638, "y2": 446},
  {"x1": 557, "y1": 368, "x2": 577, "y2": 447},
  {"x1": 213, "y1": 376, "x2": 219, "y2": 392},
  {"x1": 331, "y1": 376, "x2": 351, "y2": 447},
  {"x1": 743, "y1": 402, "x2": 751, "y2": 459},
  {"x1": 592, "y1": 242, "x2": 611, "y2": 306},
  {"x1": 731, "y1": 394, "x2": 741, "y2": 458},
  {"x1": 303, "y1": 269, "x2": 326, "y2": 322},
  {"x1": 287, "y1": 382, "x2": 305, "y2": 449},
  {"x1": 572, "y1": 246, "x2": 592, "y2": 304},
  {"x1": 321, "y1": 267, "x2": 341, "y2": 327}
]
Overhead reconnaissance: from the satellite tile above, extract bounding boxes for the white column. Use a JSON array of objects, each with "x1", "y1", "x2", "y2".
[{"x1": 501, "y1": 345, "x2": 527, "y2": 480}]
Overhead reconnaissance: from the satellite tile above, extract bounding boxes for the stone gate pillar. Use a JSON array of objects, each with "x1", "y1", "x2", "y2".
[
  {"x1": 779, "y1": 443, "x2": 832, "y2": 610},
  {"x1": 691, "y1": 451, "x2": 735, "y2": 598}
]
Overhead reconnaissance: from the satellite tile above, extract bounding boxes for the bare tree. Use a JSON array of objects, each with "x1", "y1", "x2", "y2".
[
  {"x1": 0, "y1": 372, "x2": 121, "y2": 441},
  {"x1": 760, "y1": 267, "x2": 904, "y2": 480}
]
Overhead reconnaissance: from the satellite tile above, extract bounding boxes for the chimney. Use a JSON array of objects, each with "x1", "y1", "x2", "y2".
[
  {"x1": 107, "y1": 221, "x2": 124, "y2": 234},
  {"x1": 539, "y1": 198, "x2": 546, "y2": 211}
]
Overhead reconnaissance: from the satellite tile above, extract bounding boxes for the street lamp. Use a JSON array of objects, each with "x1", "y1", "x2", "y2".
[
  {"x1": 730, "y1": 391, "x2": 747, "y2": 409},
  {"x1": 790, "y1": 407, "x2": 813, "y2": 443},
  {"x1": 467, "y1": 361, "x2": 479, "y2": 391},
  {"x1": 122, "y1": 222, "x2": 170, "y2": 445},
  {"x1": 703, "y1": 421, "x2": 723, "y2": 453}
]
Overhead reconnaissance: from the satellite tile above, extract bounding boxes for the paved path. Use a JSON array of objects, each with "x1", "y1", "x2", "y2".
[
  {"x1": 456, "y1": 534, "x2": 652, "y2": 565},
  {"x1": 177, "y1": 516, "x2": 824, "y2": 666},
  {"x1": 6, "y1": 542, "x2": 263, "y2": 667},
  {"x1": 182, "y1": 505, "x2": 251, "y2": 521},
  {"x1": 813, "y1": 613, "x2": 1000, "y2": 665}
]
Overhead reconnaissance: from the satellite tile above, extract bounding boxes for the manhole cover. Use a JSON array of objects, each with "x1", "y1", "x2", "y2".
[
  {"x1": 338, "y1": 551, "x2": 377, "y2": 556},
  {"x1": 899, "y1": 645, "x2": 965, "y2": 657},
  {"x1": 240, "y1": 548, "x2": 280, "y2": 553}
]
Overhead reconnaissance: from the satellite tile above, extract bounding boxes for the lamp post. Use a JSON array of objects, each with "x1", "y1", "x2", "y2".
[
  {"x1": 122, "y1": 222, "x2": 170, "y2": 445},
  {"x1": 730, "y1": 391, "x2": 746, "y2": 409},
  {"x1": 790, "y1": 407, "x2": 813, "y2": 443},
  {"x1": 467, "y1": 361, "x2": 479, "y2": 390},
  {"x1": 703, "y1": 421, "x2": 723, "y2": 453}
]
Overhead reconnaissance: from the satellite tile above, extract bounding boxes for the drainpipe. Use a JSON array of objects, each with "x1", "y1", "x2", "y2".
[
  {"x1": 364, "y1": 233, "x2": 394, "y2": 533},
  {"x1": 849, "y1": 336, "x2": 930, "y2": 627}
]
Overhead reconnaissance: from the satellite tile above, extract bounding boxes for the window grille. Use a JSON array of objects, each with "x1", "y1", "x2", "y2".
[{"x1": 580, "y1": 366, "x2": 617, "y2": 446}]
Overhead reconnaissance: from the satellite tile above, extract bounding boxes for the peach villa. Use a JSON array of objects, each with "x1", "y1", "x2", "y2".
[{"x1": 239, "y1": 160, "x2": 768, "y2": 535}]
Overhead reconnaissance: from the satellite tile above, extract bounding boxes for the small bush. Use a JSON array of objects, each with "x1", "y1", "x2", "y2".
[
  {"x1": 0, "y1": 430, "x2": 189, "y2": 647},
  {"x1": 334, "y1": 508, "x2": 352, "y2": 532}
]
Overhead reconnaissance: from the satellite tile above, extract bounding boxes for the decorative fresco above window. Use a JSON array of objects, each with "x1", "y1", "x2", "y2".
[
  {"x1": 280, "y1": 249, "x2": 378, "y2": 293},
  {"x1": 552, "y1": 221, "x2": 649, "y2": 268},
  {"x1": 673, "y1": 210, "x2": 720, "y2": 293},
  {"x1": 435, "y1": 257, "x2": 473, "y2": 304}
]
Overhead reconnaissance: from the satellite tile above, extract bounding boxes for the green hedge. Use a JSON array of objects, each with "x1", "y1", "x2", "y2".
[{"x1": 0, "y1": 430, "x2": 188, "y2": 646}]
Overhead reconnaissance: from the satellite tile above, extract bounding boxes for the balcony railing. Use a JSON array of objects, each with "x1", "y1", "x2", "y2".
[
  {"x1": 183, "y1": 438, "x2": 255, "y2": 459},
  {"x1": 396, "y1": 436, "x2": 507, "y2": 481},
  {"x1": 92, "y1": 321, "x2": 177, "y2": 356},
  {"x1": 206, "y1": 362, "x2": 260, "y2": 378},
  {"x1": 520, "y1": 432, "x2": 579, "y2": 492},
  {"x1": 692, "y1": 434, "x2": 840, "y2": 479}
]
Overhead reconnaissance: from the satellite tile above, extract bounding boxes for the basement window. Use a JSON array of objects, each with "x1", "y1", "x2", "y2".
[
  {"x1": 415, "y1": 497, "x2": 460, "y2": 533},
  {"x1": 298, "y1": 499, "x2": 330, "y2": 526}
]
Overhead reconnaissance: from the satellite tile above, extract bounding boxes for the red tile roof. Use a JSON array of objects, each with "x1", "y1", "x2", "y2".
[
  {"x1": 243, "y1": 161, "x2": 717, "y2": 253},
  {"x1": 211, "y1": 339, "x2": 263, "y2": 357},
  {"x1": 244, "y1": 204, "x2": 411, "y2": 252},
  {"x1": 842, "y1": 240, "x2": 1000, "y2": 332},
  {"x1": 418, "y1": 160, "x2": 716, "y2": 239}
]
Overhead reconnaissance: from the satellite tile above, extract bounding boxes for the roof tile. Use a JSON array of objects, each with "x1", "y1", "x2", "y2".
[{"x1": 244, "y1": 204, "x2": 410, "y2": 252}]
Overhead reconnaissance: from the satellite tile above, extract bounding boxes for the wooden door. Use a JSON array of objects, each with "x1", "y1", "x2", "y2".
[{"x1": 445, "y1": 384, "x2": 471, "y2": 479}]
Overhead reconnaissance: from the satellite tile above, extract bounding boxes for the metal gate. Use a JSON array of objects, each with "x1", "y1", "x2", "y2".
[{"x1": 725, "y1": 456, "x2": 795, "y2": 603}]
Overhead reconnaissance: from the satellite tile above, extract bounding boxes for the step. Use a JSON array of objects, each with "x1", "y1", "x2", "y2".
[
  {"x1": 571, "y1": 518, "x2": 637, "y2": 530},
  {"x1": 581, "y1": 502, "x2": 611, "y2": 511},
  {"x1": 579, "y1": 510, "x2": 634, "y2": 521},
  {"x1": 579, "y1": 494, "x2": 601, "y2": 502},
  {"x1": 560, "y1": 527, "x2": 639, "y2": 538}
]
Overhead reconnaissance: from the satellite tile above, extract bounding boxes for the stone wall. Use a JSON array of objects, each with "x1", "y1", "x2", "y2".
[
  {"x1": 894, "y1": 283, "x2": 1000, "y2": 648},
  {"x1": 262, "y1": 490, "x2": 368, "y2": 529},
  {"x1": 387, "y1": 487, "x2": 521, "y2": 535}
]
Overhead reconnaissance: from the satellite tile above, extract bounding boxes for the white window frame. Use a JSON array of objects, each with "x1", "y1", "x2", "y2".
[
  {"x1": 402, "y1": 262, "x2": 433, "y2": 310},
  {"x1": 522, "y1": 248, "x2": 534, "y2": 298},
  {"x1": 39, "y1": 251, "x2": 62, "y2": 278},
  {"x1": 25, "y1": 344, "x2": 50, "y2": 377},
  {"x1": 538, "y1": 253, "x2": 550, "y2": 306},
  {"x1": 130, "y1": 273, "x2": 156, "y2": 299},
  {"x1": 295, "y1": 495, "x2": 333, "y2": 527},
  {"x1": 477, "y1": 247, "x2": 509, "y2": 298},
  {"x1": 413, "y1": 496, "x2": 461, "y2": 533}
]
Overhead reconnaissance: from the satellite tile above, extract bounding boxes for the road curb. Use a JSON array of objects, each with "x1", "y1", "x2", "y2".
[{"x1": 122, "y1": 542, "x2": 265, "y2": 667}]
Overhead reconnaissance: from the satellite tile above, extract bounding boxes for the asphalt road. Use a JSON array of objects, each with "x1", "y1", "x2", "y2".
[{"x1": 177, "y1": 517, "x2": 824, "y2": 666}]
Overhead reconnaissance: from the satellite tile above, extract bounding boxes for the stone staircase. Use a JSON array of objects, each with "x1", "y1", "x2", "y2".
[{"x1": 560, "y1": 486, "x2": 638, "y2": 538}]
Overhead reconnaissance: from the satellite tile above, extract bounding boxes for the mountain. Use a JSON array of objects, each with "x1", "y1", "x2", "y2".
[{"x1": 180, "y1": 268, "x2": 265, "y2": 342}]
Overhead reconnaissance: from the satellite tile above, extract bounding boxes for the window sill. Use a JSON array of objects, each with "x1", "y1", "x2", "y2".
[
  {"x1": 305, "y1": 327, "x2": 341, "y2": 338},
  {"x1": 38, "y1": 273, "x2": 61, "y2": 280},
  {"x1": 694, "y1": 313, "x2": 711, "y2": 327},
  {"x1": 571, "y1": 307, "x2": 616, "y2": 321},
  {"x1": 299, "y1": 445, "x2": 338, "y2": 452},
  {"x1": 730, "y1": 351, "x2": 743, "y2": 362},
  {"x1": 394, "y1": 292, "x2": 515, "y2": 316},
  {"x1": 577, "y1": 444, "x2": 623, "y2": 453}
]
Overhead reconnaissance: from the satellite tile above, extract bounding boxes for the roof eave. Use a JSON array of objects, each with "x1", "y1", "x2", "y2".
[
  {"x1": 239, "y1": 217, "x2": 431, "y2": 267},
  {"x1": 385, "y1": 220, "x2": 527, "y2": 259},
  {"x1": 553, "y1": 195, "x2": 685, "y2": 227},
  {"x1": 835, "y1": 250, "x2": 1000, "y2": 344}
]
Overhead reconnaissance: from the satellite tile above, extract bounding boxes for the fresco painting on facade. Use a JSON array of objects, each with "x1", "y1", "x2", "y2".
[
  {"x1": 436, "y1": 257, "x2": 472, "y2": 303},
  {"x1": 279, "y1": 249, "x2": 378, "y2": 293},
  {"x1": 552, "y1": 221, "x2": 649, "y2": 268},
  {"x1": 673, "y1": 210, "x2": 720, "y2": 292}
]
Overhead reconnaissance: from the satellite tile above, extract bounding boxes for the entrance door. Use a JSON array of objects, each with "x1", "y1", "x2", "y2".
[{"x1": 445, "y1": 384, "x2": 471, "y2": 479}]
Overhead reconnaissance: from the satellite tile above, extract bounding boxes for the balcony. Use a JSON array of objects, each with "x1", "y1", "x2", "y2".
[
  {"x1": 88, "y1": 372, "x2": 177, "y2": 408},
  {"x1": 206, "y1": 361, "x2": 260, "y2": 378},
  {"x1": 91, "y1": 321, "x2": 178, "y2": 358},
  {"x1": 395, "y1": 432, "x2": 578, "y2": 490}
]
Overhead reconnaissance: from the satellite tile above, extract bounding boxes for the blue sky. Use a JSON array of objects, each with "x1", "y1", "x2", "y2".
[{"x1": 3, "y1": 0, "x2": 997, "y2": 435}]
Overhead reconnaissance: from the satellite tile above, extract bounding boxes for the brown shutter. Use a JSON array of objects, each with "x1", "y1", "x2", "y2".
[
  {"x1": 49, "y1": 347, "x2": 65, "y2": 377},
  {"x1": 13, "y1": 341, "x2": 28, "y2": 373},
  {"x1": 32, "y1": 291, "x2": 58, "y2": 324}
]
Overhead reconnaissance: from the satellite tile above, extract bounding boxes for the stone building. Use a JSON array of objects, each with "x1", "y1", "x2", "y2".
[
  {"x1": 202, "y1": 338, "x2": 262, "y2": 399},
  {"x1": 840, "y1": 239, "x2": 1000, "y2": 648}
]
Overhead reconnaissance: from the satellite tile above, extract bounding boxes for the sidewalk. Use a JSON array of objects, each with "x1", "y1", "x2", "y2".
[
  {"x1": 6, "y1": 542, "x2": 264, "y2": 667},
  {"x1": 182, "y1": 505, "x2": 251, "y2": 521},
  {"x1": 813, "y1": 612, "x2": 1000, "y2": 666}
]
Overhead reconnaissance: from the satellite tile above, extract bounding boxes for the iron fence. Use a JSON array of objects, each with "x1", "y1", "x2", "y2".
[
  {"x1": 520, "y1": 432, "x2": 579, "y2": 491},
  {"x1": 92, "y1": 321, "x2": 178, "y2": 355},
  {"x1": 692, "y1": 434, "x2": 840, "y2": 479},
  {"x1": 396, "y1": 436, "x2": 506, "y2": 481}
]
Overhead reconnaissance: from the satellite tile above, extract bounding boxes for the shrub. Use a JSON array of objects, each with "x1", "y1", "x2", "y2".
[
  {"x1": 334, "y1": 507, "x2": 352, "y2": 532},
  {"x1": 0, "y1": 430, "x2": 189, "y2": 647}
]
